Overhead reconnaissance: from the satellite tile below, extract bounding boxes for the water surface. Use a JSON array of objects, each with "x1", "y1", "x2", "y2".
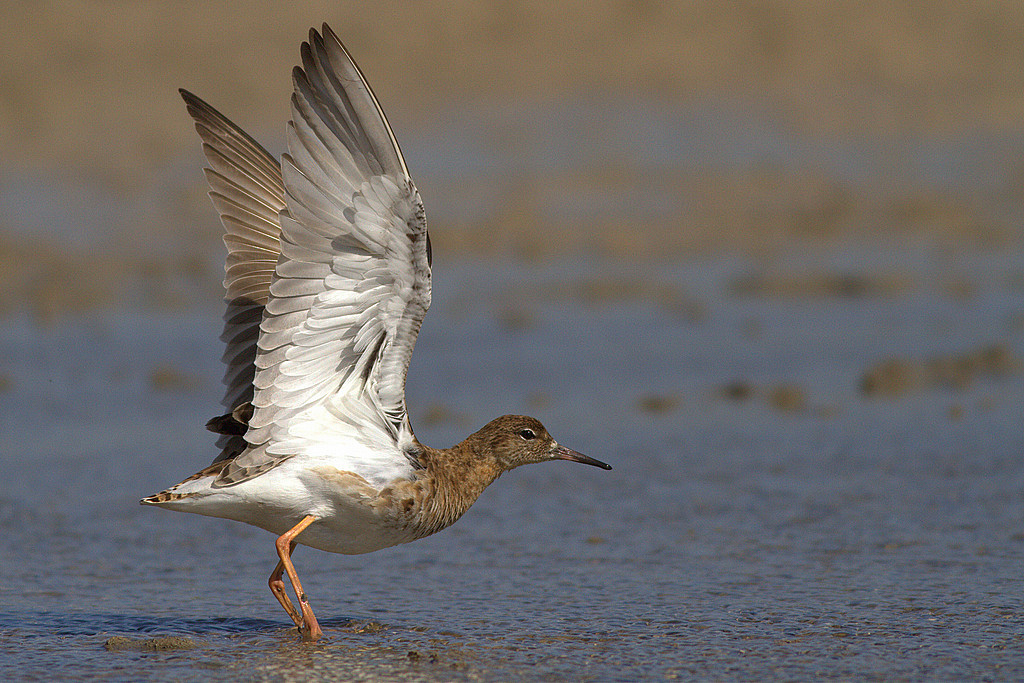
[{"x1": 2, "y1": 248, "x2": 1023, "y2": 680}]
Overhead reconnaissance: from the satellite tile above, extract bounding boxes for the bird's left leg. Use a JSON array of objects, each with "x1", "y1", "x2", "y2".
[{"x1": 269, "y1": 546, "x2": 303, "y2": 629}]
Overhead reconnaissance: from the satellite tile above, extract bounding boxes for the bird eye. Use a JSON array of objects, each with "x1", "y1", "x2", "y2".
[{"x1": 518, "y1": 429, "x2": 536, "y2": 440}]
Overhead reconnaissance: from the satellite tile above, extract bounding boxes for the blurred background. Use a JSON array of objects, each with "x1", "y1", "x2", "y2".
[
  {"x1": 3, "y1": 0, "x2": 1023, "y2": 318},
  {"x1": 3, "y1": 2, "x2": 1024, "y2": 679}
]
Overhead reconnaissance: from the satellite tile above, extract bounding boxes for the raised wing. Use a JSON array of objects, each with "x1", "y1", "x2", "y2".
[
  {"x1": 215, "y1": 25, "x2": 432, "y2": 489},
  {"x1": 180, "y1": 89, "x2": 287, "y2": 462}
]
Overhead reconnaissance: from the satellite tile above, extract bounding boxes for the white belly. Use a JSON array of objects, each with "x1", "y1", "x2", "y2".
[{"x1": 157, "y1": 459, "x2": 423, "y2": 555}]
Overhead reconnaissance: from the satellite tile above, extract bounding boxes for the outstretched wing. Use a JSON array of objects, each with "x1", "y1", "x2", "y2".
[
  {"x1": 215, "y1": 25, "x2": 432, "y2": 489},
  {"x1": 180, "y1": 89, "x2": 287, "y2": 462}
]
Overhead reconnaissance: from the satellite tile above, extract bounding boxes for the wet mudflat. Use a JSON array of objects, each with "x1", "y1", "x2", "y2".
[{"x1": 2, "y1": 245, "x2": 1023, "y2": 681}]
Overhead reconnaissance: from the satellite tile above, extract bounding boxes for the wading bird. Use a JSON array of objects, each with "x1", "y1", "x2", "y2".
[{"x1": 143, "y1": 25, "x2": 611, "y2": 640}]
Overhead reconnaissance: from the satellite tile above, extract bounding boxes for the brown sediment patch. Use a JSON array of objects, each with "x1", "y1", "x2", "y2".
[
  {"x1": 405, "y1": 647, "x2": 470, "y2": 672},
  {"x1": 477, "y1": 277, "x2": 706, "y2": 322},
  {"x1": 766, "y1": 385, "x2": 808, "y2": 413},
  {"x1": 497, "y1": 307, "x2": 538, "y2": 332},
  {"x1": 149, "y1": 365, "x2": 202, "y2": 392},
  {"x1": 425, "y1": 116, "x2": 1023, "y2": 261},
  {"x1": 720, "y1": 381, "x2": 756, "y2": 402},
  {"x1": 717, "y1": 381, "x2": 810, "y2": 414},
  {"x1": 689, "y1": 167, "x2": 857, "y2": 248},
  {"x1": 418, "y1": 403, "x2": 469, "y2": 428},
  {"x1": 349, "y1": 620, "x2": 387, "y2": 635},
  {"x1": 0, "y1": 234, "x2": 121, "y2": 322},
  {"x1": 433, "y1": 166, "x2": 862, "y2": 261},
  {"x1": 728, "y1": 272, "x2": 911, "y2": 299},
  {"x1": 433, "y1": 159, "x2": 1018, "y2": 260},
  {"x1": 887, "y1": 192, "x2": 1005, "y2": 247},
  {"x1": 0, "y1": 231, "x2": 217, "y2": 321},
  {"x1": 103, "y1": 635, "x2": 198, "y2": 651},
  {"x1": 637, "y1": 393, "x2": 681, "y2": 415},
  {"x1": 860, "y1": 344, "x2": 1022, "y2": 398},
  {"x1": 569, "y1": 279, "x2": 707, "y2": 322}
]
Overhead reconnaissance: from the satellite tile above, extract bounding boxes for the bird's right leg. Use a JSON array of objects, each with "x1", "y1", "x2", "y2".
[{"x1": 271, "y1": 515, "x2": 322, "y2": 640}]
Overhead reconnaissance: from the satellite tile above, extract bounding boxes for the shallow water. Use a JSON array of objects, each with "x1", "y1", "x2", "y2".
[{"x1": 2, "y1": 246, "x2": 1023, "y2": 681}]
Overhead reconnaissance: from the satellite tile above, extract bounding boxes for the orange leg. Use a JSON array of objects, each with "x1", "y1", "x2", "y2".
[
  {"x1": 268, "y1": 548, "x2": 303, "y2": 629},
  {"x1": 272, "y1": 515, "x2": 322, "y2": 640}
]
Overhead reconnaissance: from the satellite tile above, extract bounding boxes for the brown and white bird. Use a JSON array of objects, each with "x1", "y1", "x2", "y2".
[{"x1": 142, "y1": 24, "x2": 611, "y2": 640}]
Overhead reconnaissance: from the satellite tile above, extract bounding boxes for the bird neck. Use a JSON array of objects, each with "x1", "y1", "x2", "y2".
[{"x1": 415, "y1": 441, "x2": 503, "y2": 536}]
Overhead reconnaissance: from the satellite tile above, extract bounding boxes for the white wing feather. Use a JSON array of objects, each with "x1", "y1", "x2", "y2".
[{"x1": 215, "y1": 25, "x2": 431, "y2": 489}]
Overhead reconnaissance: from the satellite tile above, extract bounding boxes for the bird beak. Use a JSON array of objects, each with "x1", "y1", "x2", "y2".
[{"x1": 551, "y1": 444, "x2": 612, "y2": 470}]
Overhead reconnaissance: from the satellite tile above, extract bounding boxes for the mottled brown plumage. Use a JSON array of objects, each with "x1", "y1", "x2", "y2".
[{"x1": 407, "y1": 415, "x2": 610, "y2": 539}]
